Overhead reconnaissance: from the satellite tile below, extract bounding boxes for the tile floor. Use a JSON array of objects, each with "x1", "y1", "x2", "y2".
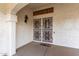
[{"x1": 15, "y1": 42, "x2": 79, "y2": 56}]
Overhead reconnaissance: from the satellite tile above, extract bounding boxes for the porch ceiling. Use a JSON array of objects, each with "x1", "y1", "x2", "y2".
[{"x1": 25, "y1": 3, "x2": 52, "y2": 10}]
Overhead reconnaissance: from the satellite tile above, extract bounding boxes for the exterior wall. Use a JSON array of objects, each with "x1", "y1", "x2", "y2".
[
  {"x1": 16, "y1": 6, "x2": 33, "y2": 48},
  {"x1": 0, "y1": 3, "x2": 29, "y2": 55},
  {"x1": 0, "y1": 4, "x2": 18, "y2": 55},
  {"x1": 53, "y1": 4, "x2": 79, "y2": 49},
  {"x1": 0, "y1": 11, "x2": 8, "y2": 55},
  {"x1": 33, "y1": 4, "x2": 79, "y2": 49},
  {"x1": 15, "y1": 3, "x2": 79, "y2": 49}
]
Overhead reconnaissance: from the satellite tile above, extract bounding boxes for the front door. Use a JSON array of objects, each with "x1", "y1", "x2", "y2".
[{"x1": 33, "y1": 17, "x2": 53, "y2": 43}]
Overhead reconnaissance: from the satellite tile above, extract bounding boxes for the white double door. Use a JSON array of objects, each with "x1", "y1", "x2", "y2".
[{"x1": 33, "y1": 17, "x2": 53, "y2": 43}]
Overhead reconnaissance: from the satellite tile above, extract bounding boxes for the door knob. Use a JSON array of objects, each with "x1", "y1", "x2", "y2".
[{"x1": 53, "y1": 32, "x2": 55, "y2": 34}]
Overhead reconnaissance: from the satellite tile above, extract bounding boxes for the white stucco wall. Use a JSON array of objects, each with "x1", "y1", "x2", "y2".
[
  {"x1": 16, "y1": 3, "x2": 79, "y2": 49},
  {"x1": 0, "y1": 3, "x2": 29, "y2": 55},
  {"x1": 53, "y1": 4, "x2": 79, "y2": 49},
  {"x1": 0, "y1": 12, "x2": 17, "y2": 55},
  {"x1": 33, "y1": 4, "x2": 79, "y2": 49},
  {"x1": 16, "y1": 6, "x2": 33, "y2": 48},
  {"x1": 0, "y1": 11, "x2": 8, "y2": 55}
]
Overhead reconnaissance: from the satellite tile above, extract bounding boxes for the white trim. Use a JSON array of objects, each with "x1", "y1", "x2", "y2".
[{"x1": 33, "y1": 40, "x2": 53, "y2": 45}]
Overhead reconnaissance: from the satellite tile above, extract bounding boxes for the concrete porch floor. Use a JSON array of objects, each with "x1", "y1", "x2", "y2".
[{"x1": 15, "y1": 42, "x2": 79, "y2": 56}]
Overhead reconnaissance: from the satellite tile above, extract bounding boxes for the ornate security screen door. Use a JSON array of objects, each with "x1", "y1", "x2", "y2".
[{"x1": 33, "y1": 17, "x2": 53, "y2": 43}]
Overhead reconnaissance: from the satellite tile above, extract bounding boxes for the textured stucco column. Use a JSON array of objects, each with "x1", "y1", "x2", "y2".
[{"x1": 7, "y1": 14, "x2": 17, "y2": 56}]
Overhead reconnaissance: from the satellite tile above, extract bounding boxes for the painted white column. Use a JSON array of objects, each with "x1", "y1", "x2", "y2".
[{"x1": 6, "y1": 14, "x2": 17, "y2": 56}]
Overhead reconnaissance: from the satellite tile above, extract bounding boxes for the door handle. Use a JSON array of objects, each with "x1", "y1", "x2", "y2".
[{"x1": 53, "y1": 32, "x2": 55, "y2": 34}]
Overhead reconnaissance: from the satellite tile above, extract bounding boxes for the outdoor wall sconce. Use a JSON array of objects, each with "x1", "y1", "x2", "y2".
[{"x1": 24, "y1": 15, "x2": 28, "y2": 23}]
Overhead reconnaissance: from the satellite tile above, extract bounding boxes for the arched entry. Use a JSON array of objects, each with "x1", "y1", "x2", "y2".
[{"x1": 7, "y1": 3, "x2": 29, "y2": 56}]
